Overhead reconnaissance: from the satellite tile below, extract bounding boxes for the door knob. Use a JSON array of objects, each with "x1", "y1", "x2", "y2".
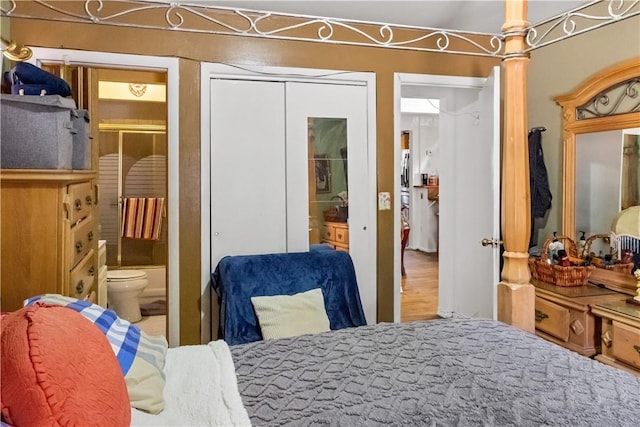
[{"x1": 481, "y1": 238, "x2": 502, "y2": 247}]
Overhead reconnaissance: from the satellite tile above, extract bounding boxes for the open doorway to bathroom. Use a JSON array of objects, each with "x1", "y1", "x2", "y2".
[
  {"x1": 97, "y1": 68, "x2": 168, "y2": 338},
  {"x1": 41, "y1": 64, "x2": 168, "y2": 338}
]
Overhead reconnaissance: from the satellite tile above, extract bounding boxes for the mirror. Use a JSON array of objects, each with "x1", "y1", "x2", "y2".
[
  {"x1": 554, "y1": 57, "x2": 640, "y2": 242},
  {"x1": 575, "y1": 128, "x2": 640, "y2": 256},
  {"x1": 554, "y1": 58, "x2": 640, "y2": 290},
  {"x1": 307, "y1": 117, "x2": 349, "y2": 250}
]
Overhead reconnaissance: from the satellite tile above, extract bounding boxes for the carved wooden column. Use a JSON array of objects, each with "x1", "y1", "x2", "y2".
[{"x1": 497, "y1": 0, "x2": 535, "y2": 332}]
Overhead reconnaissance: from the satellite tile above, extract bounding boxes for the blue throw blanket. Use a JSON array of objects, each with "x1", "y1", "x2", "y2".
[{"x1": 211, "y1": 250, "x2": 367, "y2": 345}]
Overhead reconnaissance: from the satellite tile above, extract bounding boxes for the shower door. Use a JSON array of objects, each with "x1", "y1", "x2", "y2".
[{"x1": 98, "y1": 124, "x2": 167, "y2": 267}]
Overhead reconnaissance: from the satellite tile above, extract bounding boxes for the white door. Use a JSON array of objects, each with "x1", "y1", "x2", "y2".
[
  {"x1": 210, "y1": 80, "x2": 287, "y2": 266},
  {"x1": 286, "y1": 82, "x2": 374, "y2": 324},
  {"x1": 210, "y1": 78, "x2": 375, "y2": 324},
  {"x1": 451, "y1": 66, "x2": 501, "y2": 319}
]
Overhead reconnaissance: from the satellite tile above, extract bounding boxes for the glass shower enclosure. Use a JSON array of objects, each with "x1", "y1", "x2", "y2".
[{"x1": 98, "y1": 124, "x2": 167, "y2": 267}]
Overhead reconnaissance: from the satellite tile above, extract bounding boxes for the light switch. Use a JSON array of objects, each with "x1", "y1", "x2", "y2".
[{"x1": 378, "y1": 192, "x2": 391, "y2": 210}]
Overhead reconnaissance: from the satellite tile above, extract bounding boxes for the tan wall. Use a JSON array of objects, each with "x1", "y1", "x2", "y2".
[
  {"x1": 8, "y1": 14, "x2": 498, "y2": 344},
  {"x1": 528, "y1": 16, "x2": 640, "y2": 249}
]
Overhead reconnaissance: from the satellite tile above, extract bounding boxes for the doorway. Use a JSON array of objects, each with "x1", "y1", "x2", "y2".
[
  {"x1": 29, "y1": 48, "x2": 180, "y2": 346},
  {"x1": 399, "y1": 101, "x2": 441, "y2": 322},
  {"x1": 96, "y1": 68, "x2": 168, "y2": 338},
  {"x1": 393, "y1": 70, "x2": 501, "y2": 323}
]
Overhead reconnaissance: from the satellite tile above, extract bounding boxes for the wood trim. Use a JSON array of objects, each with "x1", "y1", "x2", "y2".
[
  {"x1": 553, "y1": 58, "x2": 640, "y2": 107},
  {"x1": 0, "y1": 169, "x2": 96, "y2": 183},
  {"x1": 554, "y1": 57, "x2": 640, "y2": 237}
]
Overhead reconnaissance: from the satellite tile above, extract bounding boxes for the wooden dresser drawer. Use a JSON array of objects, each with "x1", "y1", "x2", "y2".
[
  {"x1": 612, "y1": 321, "x2": 640, "y2": 369},
  {"x1": 535, "y1": 297, "x2": 570, "y2": 342},
  {"x1": 335, "y1": 226, "x2": 349, "y2": 244},
  {"x1": 323, "y1": 226, "x2": 335, "y2": 241},
  {"x1": 70, "y1": 217, "x2": 95, "y2": 267},
  {"x1": 70, "y1": 250, "x2": 96, "y2": 300},
  {"x1": 322, "y1": 221, "x2": 349, "y2": 252},
  {"x1": 68, "y1": 181, "x2": 94, "y2": 224}
]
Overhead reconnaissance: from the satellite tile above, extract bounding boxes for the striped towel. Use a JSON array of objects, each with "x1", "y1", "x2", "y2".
[{"x1": 121, "y1": 197, "x2": 165, "y2": 240}]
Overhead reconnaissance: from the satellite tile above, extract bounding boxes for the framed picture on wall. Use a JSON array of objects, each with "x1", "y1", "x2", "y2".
[{"x1": 314, "y1": 154, "x2": 331, "y2": 193}]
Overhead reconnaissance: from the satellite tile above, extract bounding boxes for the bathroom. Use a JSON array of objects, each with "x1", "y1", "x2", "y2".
[{"x1": 97, "y1": 67, "x2": 168, "y2": 338}]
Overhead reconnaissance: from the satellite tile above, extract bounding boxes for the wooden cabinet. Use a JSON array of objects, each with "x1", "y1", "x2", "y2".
[
  {"x1": 532, "y1": 279, "x2": 627, "y2": 356},
  {"x1": 592, "y1": 300, "x2": 640, "y2": 376},
  {"x1": 322, "y1": 221, "x2": 349, "y2": 251},
  {"x1": 1, "y1": 169, "x2": 98, "y2": 311}
]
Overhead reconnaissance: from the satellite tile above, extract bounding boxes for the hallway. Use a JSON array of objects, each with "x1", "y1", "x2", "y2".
[{"x1": 401, "y1": 249, "x2": 439, "y2": 322}]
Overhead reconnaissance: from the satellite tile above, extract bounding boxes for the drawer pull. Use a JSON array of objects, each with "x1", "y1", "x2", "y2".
[
  {"x1": 75, "y1": 241, "x2": 83, "y2": 253},
  {"x1": 601, "y1": 330, "x2": 613, "y2": 348},
  {"x1": 535, "y1": 310, "x2": 549, "y2": 322},
  {"x1": 570, "y1": 319, "x2": 585, "y2": 336},
  {"x1": 88, "y1": 266, "x2": 95, "y2": 275},
  {"x1": 87, "y1": 231, "x2": 94, "y2": 241},
  {"x1": 74, "y1": 198, "x2": 82, "y2": 210},
  {"x1": 76, "y1": 280, "x2": 84, "y2": 294},
  {"x1": 634, "y1": 345, "x2": 640, "y2": 355},
  {"x1": 85, "y1": 195, "x2": 93, "y2": 205}
]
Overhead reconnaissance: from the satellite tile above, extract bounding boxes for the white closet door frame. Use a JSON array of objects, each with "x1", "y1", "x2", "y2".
[{"x1": 200, "y1": 63, "x2": 377, "y2": 342}]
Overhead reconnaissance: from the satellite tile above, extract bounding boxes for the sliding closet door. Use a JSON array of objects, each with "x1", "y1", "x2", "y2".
[
  {"x1": 209, "y1": 78, "x2": 375, "y2": 323},
  {"x1": 210, "y1": 80, "x2": 287, "y2": 269},
  {"x1": 286, "y1": 82, "x2": 375, "y2": 324}
]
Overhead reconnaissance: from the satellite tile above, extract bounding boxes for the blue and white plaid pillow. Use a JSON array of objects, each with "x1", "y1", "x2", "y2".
[{"x1": 24, "y1": 294, "x2": 168, "y2": 414}]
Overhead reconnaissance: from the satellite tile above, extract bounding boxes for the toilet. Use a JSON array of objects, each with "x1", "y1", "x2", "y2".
[{"x1": 107, "y1": 270, "x2": 148, "y2": 323}]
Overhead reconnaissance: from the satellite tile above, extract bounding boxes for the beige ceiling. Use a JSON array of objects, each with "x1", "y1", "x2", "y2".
[{"x1": 186, "y1": 0, "x2": 592, "y2": 33}]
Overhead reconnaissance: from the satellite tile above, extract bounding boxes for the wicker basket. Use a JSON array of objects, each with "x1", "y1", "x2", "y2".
[
  {"x1": 322, "y1": 206, "x2": 348, "y2": 223},
  {"x1": 531, "y1": 235, "x2": 595, "y2": 287},
  {"x1": 582, "y1": 233, "x2": 634, "y2": 273}
]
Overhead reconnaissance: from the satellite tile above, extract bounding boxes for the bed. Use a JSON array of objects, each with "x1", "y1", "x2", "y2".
[
  {"x1": 128, "y1": 317, "x2": 640, "y2": 426},
  {"x1": 132, "y1": 250, "x2": 640, "y2": 426},
  {"x1": 3, "y1": 251, "x2": 639, "y2": 426}
]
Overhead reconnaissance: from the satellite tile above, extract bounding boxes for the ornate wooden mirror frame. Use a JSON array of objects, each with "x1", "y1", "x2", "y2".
[{"x1": 554, "y1": 57, "x2": 640, "y2": 240}]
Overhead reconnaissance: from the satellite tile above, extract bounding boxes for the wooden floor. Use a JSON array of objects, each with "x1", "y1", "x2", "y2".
[{"x1": 401, "y1": 249, "x2": 439, "y2": 322}]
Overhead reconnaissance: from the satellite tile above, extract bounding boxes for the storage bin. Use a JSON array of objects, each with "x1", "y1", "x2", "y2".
[
  {"x1": 1, "y1": 94, "x2": 77, "y2": 169},
  {"x1": 72, "y1": 109, "x2": 91, "y2": 169}
]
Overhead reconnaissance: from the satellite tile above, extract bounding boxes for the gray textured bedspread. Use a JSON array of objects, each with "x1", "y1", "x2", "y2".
[{"x1": 230, "y1": 318, "x2": 640, "y2": 427}]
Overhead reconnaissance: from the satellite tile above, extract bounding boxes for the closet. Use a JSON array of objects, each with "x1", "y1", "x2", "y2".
[{"x1": 208, "y1": 75, "x2": 376, "y2": 323}]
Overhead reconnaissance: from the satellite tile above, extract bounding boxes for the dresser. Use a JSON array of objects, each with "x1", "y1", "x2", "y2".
[
  {"x1": 532, "y1": 279, "x2": 627, "y2": 356},
  {"x1": 592, "y1": 300, "x2": 640, "y2": 376},
  {"x1": 0, "y1": 169, "x2": 98, "y2": 311},
  {"x1": 322, "y1": 221, "x2": 349, "y2": 251}
]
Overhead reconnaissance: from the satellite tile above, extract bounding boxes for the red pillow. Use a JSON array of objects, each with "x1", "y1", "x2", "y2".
[{"x1": 1, "y1": 304, "x2": 130, "y2": 426}]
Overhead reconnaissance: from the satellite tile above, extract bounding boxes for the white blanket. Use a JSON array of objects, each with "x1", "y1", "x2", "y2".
[{"x1": 131, "y1": 341, "x2": 251, "y2": 426}]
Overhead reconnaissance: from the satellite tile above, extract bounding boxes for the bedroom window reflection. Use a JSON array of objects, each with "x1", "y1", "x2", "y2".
[{"x1": 308, "y1": 118, "x2": 348, "y2": 249}]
